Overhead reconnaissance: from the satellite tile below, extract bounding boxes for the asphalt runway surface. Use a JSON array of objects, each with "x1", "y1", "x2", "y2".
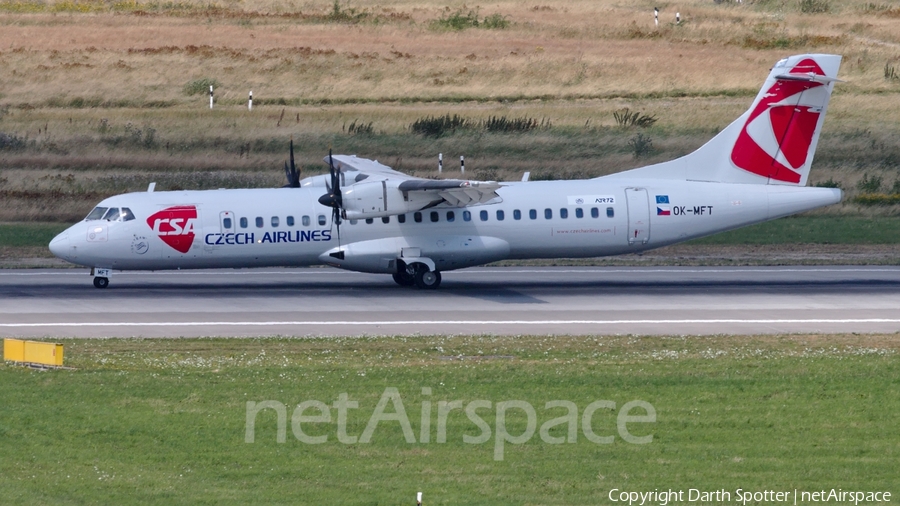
[{"x1": 1, "y1": 266, "x2": 899, "y2": 338}]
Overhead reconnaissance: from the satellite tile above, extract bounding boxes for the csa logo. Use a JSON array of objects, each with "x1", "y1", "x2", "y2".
[
  {"x1": 731, "y1": 58, "x2": 826, "y2": 184},
  {"x1": 146, "y1": 205, "x2": 198, "y2": 254}
]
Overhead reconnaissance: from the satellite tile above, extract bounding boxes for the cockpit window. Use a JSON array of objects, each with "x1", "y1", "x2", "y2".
[
  {"x1": 103, "y1": 208, "x2": 122, "y2": 221},
  {"x1": 85, "y1": 207, "x2": 108, "y2": 221},
  {"x1": 87, "y1": 206, "x2": 136, "y2": 222}
]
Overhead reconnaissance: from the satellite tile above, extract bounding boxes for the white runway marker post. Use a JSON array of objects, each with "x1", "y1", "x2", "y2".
[
  {"x1": 438, "y1": 153, "x2": 443, "y2": 173},
  {"x1": 417, "y1": 492, "x2": 422, "y2": 506},
  {"x1": 209, "y1": 85, "x2": 214, "y2": 109},
  {"x1": 460, "y1": 155, "x2": 465, "y2": 174},
  {"x1": 676, "y1": 12, "x2": 680, "y2": 24},
  {"x1": 654, "y1": 7, "x2": 658, "y2": 27},
  {"x1": 248, "y1": 91, "x2": 253, "y2": 111}
]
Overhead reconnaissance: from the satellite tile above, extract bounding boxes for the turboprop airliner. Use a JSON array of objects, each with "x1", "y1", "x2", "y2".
[{"x1": 50, "y1": 54, "x2": 843, "y2": 289}]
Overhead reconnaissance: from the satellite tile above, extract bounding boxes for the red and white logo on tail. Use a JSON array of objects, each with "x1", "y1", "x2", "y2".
[
  {"x1": 731, "y1": 58, "x2": 827, "y2": 184},
  {"x1": 147, "y1": 206, "x2": 198, "y2": 254}
]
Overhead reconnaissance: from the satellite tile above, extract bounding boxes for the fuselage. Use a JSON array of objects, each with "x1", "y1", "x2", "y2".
[
  {"x1": 48, "y1": 53, "x2": 846, "y2": 289},
  {"x1": 49, "y1": 177, "x2": 841, "y2": 273}
]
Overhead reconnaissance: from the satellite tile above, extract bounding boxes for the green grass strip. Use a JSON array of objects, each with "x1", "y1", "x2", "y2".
[
  {"x1": 687, "y1": 216, "x2": 900, "y2": 245},
  {"x1": 0, "y1": 223, "x2": 69, "y2": 248},
  {"x1": 0, "y1": 335, "x2": 897, "y2": 504}
]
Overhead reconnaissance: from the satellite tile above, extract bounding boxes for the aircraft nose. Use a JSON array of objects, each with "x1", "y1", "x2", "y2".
[{"x1": 49, "y1": 230, "x2": 71, "y2": 259}]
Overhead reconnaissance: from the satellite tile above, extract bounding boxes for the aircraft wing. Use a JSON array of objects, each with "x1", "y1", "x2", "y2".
[
  {"x1": 326, "y1": 154, "x2": 503, "y2": 209},
  {"x1": 328, "y1": 154, "x2": 408, "y2": 179}
]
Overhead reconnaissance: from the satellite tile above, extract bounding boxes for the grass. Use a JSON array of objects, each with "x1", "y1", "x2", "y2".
[
  {"x1": 687, "y1": 216, "x2": 900, "y2": 245},
  {"x1": 0, "y1": 222, "x2": 68, "y2": 247},
  {"x1": 0, "y1": 1, "x2": 897, "y2": 106},
  {"x1": 2, "y1": 99, "x2": 900, "y2": 221},
  {"x1": 2, "y1": 0, "x2": 900, "y2": 221},
  {"x1": 0, "y1": 334, "x2": 897, "y2": 504}
]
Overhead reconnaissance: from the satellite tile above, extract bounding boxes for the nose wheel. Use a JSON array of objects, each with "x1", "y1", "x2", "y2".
[{"x1": 93, "y1": 276, "x2": 109, "y2": 289}]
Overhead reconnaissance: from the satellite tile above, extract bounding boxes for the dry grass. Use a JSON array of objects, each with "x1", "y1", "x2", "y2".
[
  {"x1": 0, "y1": 1, "x2": 898, "y2": 105},
  {"x1": 1, "y1": 0, "x2": 900, "y2": 220}
]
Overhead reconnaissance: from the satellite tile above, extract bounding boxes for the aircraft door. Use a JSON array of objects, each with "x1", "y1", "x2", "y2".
[
  {"x1": 220, "y1": 211, "x2": 235, "y2": 234},
  {"x1": 625, "y1": 188, "x2": 650, "y2": 245}
]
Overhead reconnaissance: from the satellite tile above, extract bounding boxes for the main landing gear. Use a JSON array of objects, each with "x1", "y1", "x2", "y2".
[
  {"x1": 393, "y1": 262, "x2": 441, "y2": 289},
  {"x1": 93, "y1": 276, "x2": 109, "y2": 289}
]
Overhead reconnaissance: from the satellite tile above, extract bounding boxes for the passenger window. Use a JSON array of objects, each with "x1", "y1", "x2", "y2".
[
  {"x1": 398, "y1": 214, "x2": 406, "y2": 224},
  {"x1": 480, "y1": 210, "x2": 488, "y2": 221},
  {"x1": 463, "y1": 211, "x2": 471, "y2": 222},
  {"x1": 513, "y1": 210, "x2": 521, "y2": 220},
  {"x1": 575, "y1": 208, "x2": 584, "y2": 219},
  {"x1": 85, "y1": 207, "x2": 108, "y2": 221},
  {"x1": 414, "y1": 212, "x2": 423, "y2": 223},
  {"x1": 223, "y1": 218, "x2": 232, "y2": 229},
  {"x1": 607, "y1": 207, "x2": 615, "y2": 218},
  {"x1": 240, "y1": 217, "x2": 248, "y2": 228},
  {"x1": 318, "y1": 215, "x2": 326, "y2": 226},
  {"x1": 560, "y1": 208, "x2": 568, "y2": 219},
  {"x1": 544, "y1": 208, "x2": 552, "y2": 219},
  {"x1": 496, "y1": 210, "x2": 505, "y2": 221},
  {"x1": 382, "y1": 217, "x2": 390, "y2": 224},
  {"x1": 366, "y1": 218, "x2": 374, "y2": 224},
  {"x1": 271, "y1": 216, "x2": 279, "y2": 227},
  {"x1": 255, "y1": 217, "x2": 263, "y2": 228},
  {"x1": 447, "y1": 211, "x2": 455, "y2": 222},
  {"x1": 287, "y1": 216, "x2": 295, "y2": 227},
  {"x1": 103, "y1": 208, "x2": 121, "y2": 221},
  {"x1": 302, "y1": 215, "x2": 311, "y2": 227},
  {"x1": 430, "y1": 211, "x2": 439, "y2": 223},
  {"x1": 120, "y1": 208, "x2": 135, "y2": 221},
  {"x1": 591, "y1": 207, "x2": 599, "y2": 219},
  {"x1": 529, "y1": 209, "x2": 537, "y2": 220}
]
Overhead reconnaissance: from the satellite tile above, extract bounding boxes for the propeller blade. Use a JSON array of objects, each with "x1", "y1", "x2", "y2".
[
  {"x1": 282, "y1": 137, "x2": 300, "y2": 188},
  {"x1": 327, "y1": 149, "x2": 342, "y2": 242},
  {"x1": 328, "y1": 149, "x2": 342, "y2": 207},
  {"x1": 328, "y1": 150, "x2": 336, "y2": 194},
  {"x1": 289, "y1": 137, "x2": 299, "y2": 187}
]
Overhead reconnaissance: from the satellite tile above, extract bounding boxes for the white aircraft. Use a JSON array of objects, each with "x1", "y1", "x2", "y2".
[{"x1": 50, "y1": 53, "x2": 843, "y2": 289}]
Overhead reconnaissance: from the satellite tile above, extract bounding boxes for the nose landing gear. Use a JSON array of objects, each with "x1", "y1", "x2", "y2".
[{"x1": 91, "y1": 267, "x2": 112, "y2": 289}]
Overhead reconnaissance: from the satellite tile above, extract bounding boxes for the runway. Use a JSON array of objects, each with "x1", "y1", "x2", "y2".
[{"x1": 1, "y1": 266, "x2": 899, "y2": 338}]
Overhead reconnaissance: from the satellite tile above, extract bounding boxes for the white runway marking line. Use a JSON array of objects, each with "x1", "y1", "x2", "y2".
[
  {"x1": 2, "y1": 319, "x2": 900, "y2": 328},
  {"x1": 2, "y1": 267, "x2": 899, "y2": 277}
]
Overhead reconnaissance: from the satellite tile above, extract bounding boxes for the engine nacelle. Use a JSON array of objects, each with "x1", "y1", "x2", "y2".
[
  {"x1": 318, "y1": 236, "x2": 510, "y2": 273},
  {"x1": 342, "y1": 180, "x2": 438, "y2": 220}
]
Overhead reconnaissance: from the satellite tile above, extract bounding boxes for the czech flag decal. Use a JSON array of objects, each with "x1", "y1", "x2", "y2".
[{"x1": 656, "y1": 195, "x2": 671, "y2": 215}]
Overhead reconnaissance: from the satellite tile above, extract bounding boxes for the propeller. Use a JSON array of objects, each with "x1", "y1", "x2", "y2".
[
  {"x1": 283, "y1": 137, "x2": 300, "y2": 188},
  {"x1": 317, "y1": 149, "x2": 343, "y2": 246}
]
